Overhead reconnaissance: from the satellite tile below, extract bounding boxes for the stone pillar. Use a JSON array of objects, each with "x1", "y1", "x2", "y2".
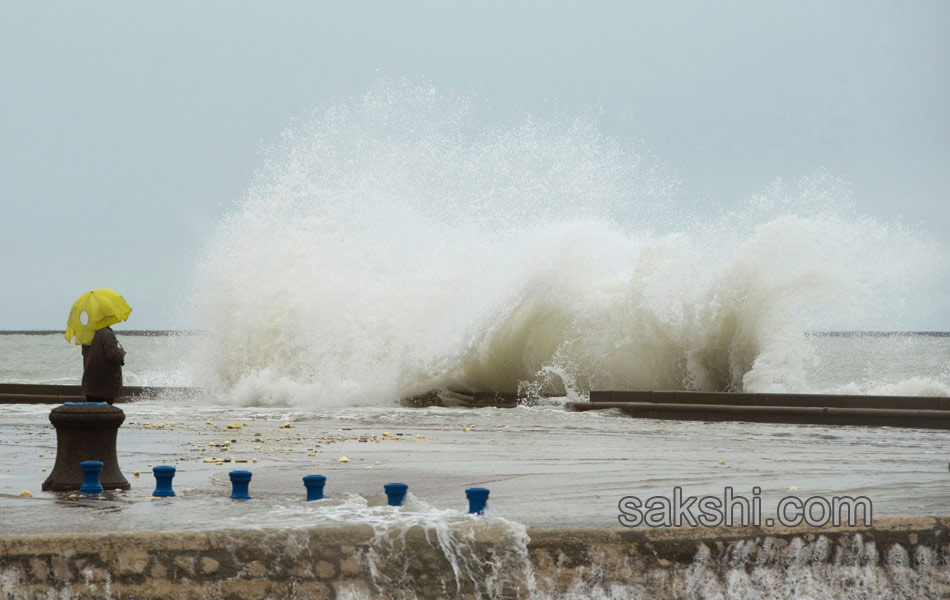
[{"x1": 42, "y1": 403, "x2": 130, "y2": 492}]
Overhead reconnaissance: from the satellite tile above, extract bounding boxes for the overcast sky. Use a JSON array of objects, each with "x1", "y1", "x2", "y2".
[{"x1": 1, "y1": 1, "x2": 947, "y2": 330}]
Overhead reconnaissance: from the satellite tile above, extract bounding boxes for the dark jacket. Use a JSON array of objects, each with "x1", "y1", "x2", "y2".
[{"x1": 81, "y1": 327, "x2": 126, "y2": 399}]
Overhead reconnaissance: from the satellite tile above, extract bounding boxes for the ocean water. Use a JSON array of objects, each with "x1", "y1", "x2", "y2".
[{"x1": 1, "y1": 331, "x2": 947, "y2": 402}]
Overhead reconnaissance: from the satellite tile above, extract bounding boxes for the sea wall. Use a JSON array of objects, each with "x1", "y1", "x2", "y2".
[
  {"x1": 569, "y1": 390, "x2": 950, "y2": 429},
  {"x1": 0, "y1": 384, "x2": 195, "y2": 404},
  {"x1": 1, "y1": 517, "x2": 948, "y2": 599}
]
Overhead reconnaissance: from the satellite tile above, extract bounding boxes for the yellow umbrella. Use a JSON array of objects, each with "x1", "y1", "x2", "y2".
[{"x1": 64, "y1": 289, "x2": 133, "y2": 345}]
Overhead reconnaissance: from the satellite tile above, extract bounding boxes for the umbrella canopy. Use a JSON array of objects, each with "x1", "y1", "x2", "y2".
[{"x1": 64, "y1": 289, "x2": 133, "y2": 345}]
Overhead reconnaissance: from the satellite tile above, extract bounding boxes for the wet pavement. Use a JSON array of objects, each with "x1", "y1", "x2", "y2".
[{"x1": 1, "y1": 399, "x2": 948, "y2": 534}]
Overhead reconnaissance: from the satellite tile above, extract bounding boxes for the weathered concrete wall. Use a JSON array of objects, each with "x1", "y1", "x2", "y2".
[
  {"x1": 530, "y1": 516, "x2": 950, "y2": 598},
  {"x1": 571, "y1": 390, "x2": 950, "y2": 428},
  {"x1": 1, "y1": 517, "x2": 948, "y2": 599}
]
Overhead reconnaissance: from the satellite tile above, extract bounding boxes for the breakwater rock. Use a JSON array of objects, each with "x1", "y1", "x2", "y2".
[{"x1": 1, "y1": 517, "x2": 948, "y2": 599}]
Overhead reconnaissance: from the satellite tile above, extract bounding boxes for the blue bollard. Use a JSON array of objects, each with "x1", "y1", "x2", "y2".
[
  {"x1": 152, "y1": 465, "x2": 176, "y2": 497},
  {"x1": 303, "y1": 474, "x2": 327, "y2": 501},
  {"x1": 466, "y1": 487, "x2": 490, "y2": 514},
  {"x1": 384, "y1": 482, "x2": 408, "y2": 506},
  {"x1": 79, "y1": 460, "x2": 103, "y2": 495},
  {"x1": 229, "y1": 470, "x2": 252, "y2": 500}
]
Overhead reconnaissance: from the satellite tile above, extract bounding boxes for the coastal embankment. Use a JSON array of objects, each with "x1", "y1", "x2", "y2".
[
  {"x1": 0, "y1": 384, "x2": 193, "y2": 405},
  {"x1": 1, "y1": 517, "x2": 948, "y2": 599},
  {"x1": 568, "y1": 390, "x2": 950, "y2": 428}
]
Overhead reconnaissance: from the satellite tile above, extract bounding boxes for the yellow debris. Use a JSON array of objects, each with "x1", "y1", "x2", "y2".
[
  {"x1": 254, "y1": 446, "x2": 262, "y2": 450},
  {"x1": 19, "y1": 490, "x2": 32, "y2": 497},
  {"x1": 203, "y1": 458, "x2": 216, "y2": 463},
  {"x1": 281, "y1": 422, "x2": 292, "y2": 429},
  {"x1": 235, "y1": 459, "x2": 248, "y2": 463},
  {"x1": 133, "y1": 471, "x2": 140, "y2": 477},
  {"x1": 336, "y1": 456, "x2": 350, "y2": 463},
  {"x1": 227, "y1": 423, "x2": 244, "y2": 429},
  {"x1": 789, "y1": 485, "x2": 798, "y2": 491},
  {"x1": 718, "y1": 460, "x2": 725, "y2": 465},
  {"x1": 375, "y1": 461, "x2": 381, "y2": 465},
  {"x1": 364, "y1": 466, "x2": 373, "y2": 469},
  {"x1": 382, "y1": 432, "x2": 391, "y2": 437},
  {"x1": 252, "y1": 458, "x2": 258, "y2": 463},
  {"x1": 206, "y1": 420, "x2": 214, "y2": 425}
]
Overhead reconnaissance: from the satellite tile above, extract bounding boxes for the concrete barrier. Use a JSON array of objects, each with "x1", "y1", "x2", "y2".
[
  {"x1": 0, "y1": 384, "x2": 521, "y2": 408},
  {"x1": 0, "y1": 517, "x2": 947, "y2": 599},
  {"x1": 590, "y1": 390, "x2": 950, "y2": 410},
  {"x1": 568, "y1": 390, "x2": 950, "y2": 429},
  {"x1": 0, "y1": 384, "x2": 196, "y2": 404}
]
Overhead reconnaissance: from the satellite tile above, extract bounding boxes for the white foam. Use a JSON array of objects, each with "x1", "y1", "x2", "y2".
[
  {"x1": 187, "y1": 80, "x2": 947, "y2": 408},
  {"x1": 837, "y1": 376, "x2": 950, "y2": 398}
]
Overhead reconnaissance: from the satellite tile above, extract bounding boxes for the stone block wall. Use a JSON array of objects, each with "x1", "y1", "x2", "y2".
[{"x1": 1, "y1": 517, "x2": 948, "y2": 599}]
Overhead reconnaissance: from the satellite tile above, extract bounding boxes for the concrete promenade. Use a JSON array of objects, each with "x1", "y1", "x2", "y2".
[{"x1": 1, "y1": 395, "x2": 949, "y2": 597}]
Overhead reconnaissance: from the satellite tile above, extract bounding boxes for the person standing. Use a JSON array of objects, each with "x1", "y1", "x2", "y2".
[{"x1": 81, "y1": 326, "x2": 127, "y2": 404}]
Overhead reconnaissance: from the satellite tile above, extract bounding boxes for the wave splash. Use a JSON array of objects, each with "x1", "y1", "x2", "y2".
[{"x1": 191, "y1": 80, "x2": 944, "y2": 407}]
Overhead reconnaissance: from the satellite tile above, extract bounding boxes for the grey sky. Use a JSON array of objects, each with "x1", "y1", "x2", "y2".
[{"x1": 1, "y1": 1, "x2": 948, "y2": 330}]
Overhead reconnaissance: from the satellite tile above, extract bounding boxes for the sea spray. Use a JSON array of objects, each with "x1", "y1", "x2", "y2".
[
  {"x1": 355, "y1": 512, "x2": 536, "y2": 599},
  {"x1": 266, "y1": 494, "x2": 538, "y2": 599},
  {"x1": 190, "y1": 80, "x2": 946, "y2": 407}
]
